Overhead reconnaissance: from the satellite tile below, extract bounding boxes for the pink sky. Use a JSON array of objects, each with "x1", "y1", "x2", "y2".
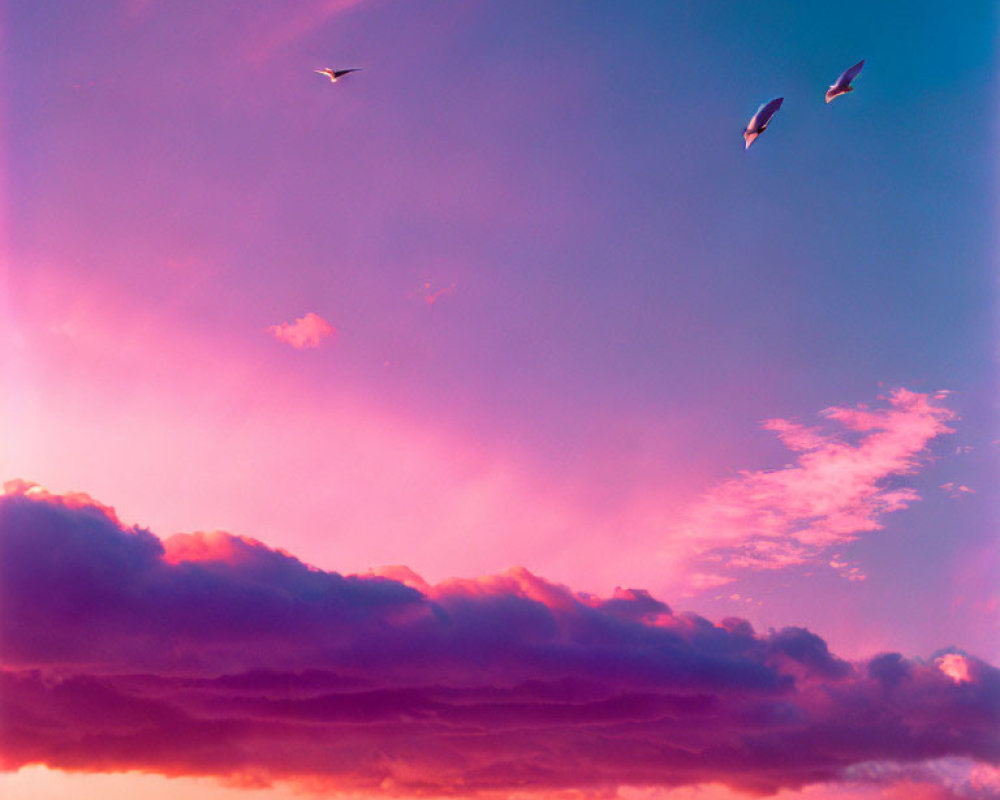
[
  {"x1": 2, "y1": 269, "x2": 979, "y2": 656},
  {"x1": 1, "y1": 1, "x2": 997, "y2": 798}
]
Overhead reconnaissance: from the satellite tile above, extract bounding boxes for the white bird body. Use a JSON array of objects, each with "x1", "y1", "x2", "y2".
[
  {"x1": 743, "y1": 97, "x2": 783, "y2": 150},
  {"x1": 826, "y1": 60, "x2": 864, "y2": 103},
  {"x1": 315, "y1": 68, "x2": 360, "y2": 83}
]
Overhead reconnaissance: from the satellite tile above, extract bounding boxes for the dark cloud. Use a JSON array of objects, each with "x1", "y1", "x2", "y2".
[
  {"x1": 868, "y1": 652, "x2": 913, "y2": 688},
  {"x1": 1, "y1": 484, "x2": 998, "y2": 796}
]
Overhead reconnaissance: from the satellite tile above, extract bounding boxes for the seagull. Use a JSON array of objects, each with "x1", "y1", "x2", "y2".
[
  {"x1": 743, "y1": 97, "x2": 783, "y2": 150},
  {"x1": 825, "y1": 60, "x2": 864, "y2": 103},
  {"x1": 315, "y1": 68, "x2": 361, "y2": 83}
]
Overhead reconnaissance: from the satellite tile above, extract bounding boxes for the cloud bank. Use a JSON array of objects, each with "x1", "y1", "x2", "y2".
[{"x1": 1, "y1": 482, "x2": 997, "y2": 797}]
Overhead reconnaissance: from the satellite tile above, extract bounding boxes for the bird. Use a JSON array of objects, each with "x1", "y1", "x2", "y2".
[
  {"x1": 743, "y1": 97, "x2": 783, "y2": 150},
  {"x1": 825, "y1": 60, "x2": 864, "y2": 103},
  {"x1": 315, "y1": 68, "x2": 361, "y2": 83}
]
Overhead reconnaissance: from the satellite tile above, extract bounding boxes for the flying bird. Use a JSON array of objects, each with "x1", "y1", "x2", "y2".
[
  {"x1": 743, "y1": 97, "x2": 783, "y2": 150},
  {"x1": 825, "y1": 60, "x2": 864, "y2": 103},
  {"x1": 315, "y1": 68, "x2": 361, "y2": 83}
]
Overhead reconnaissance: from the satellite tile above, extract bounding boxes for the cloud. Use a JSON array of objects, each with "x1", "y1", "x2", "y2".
[
  {"x1": 267, "y1": 312, "x2": 336, "y2": 349},
  {"x1": 840, "y1": 758, "x2": 1000, "y2": 800},
  {"x1": 243, "y1": 0, "x2": 369, "y2": 63},
  {"x1": 1, "y1": 483, "x2": 997, "y2": 797},
  {"x1": 937, "y1": 654, "x2": 973, "y2": 685},
  {"x1": 674, "y1": 389, "x2": 955, "y2": 580},
  {"x1": 410, "y1": 281, "x2": 456, "y2": 306},
  {"x1": 828, "y1": 554, "x2": 866, "y2": 582}
]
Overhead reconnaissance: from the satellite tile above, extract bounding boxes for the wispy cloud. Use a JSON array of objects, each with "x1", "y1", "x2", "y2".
[
  {"x1": 1, "y1": 483, "x2": 996, "y2": 797},
  {"x1": 410, "y1": 281, "x2": 456, "y2": 306},
  {"x1": 243, "y1": 0, "x2": 369, "y2": 63},
  {"x1": 267, "y1": 312, "x2": 336, "y2": 349},
  {"x1": 829, "y1": 554, "x2": 867, "y2": 582},
  {"x1": 674, "y1": 389, "x2": 955, "y2": 581},
  {"x1": 841, "y1": 758, "x2": 1000, "y2": 800},
  {"x1": 941, "y1": 482, "x2": 975, "y2": 499}
]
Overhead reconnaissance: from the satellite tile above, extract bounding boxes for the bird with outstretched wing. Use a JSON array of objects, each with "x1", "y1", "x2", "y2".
[
  {"x1": 315, "y1": 68, "x2": 361, "y2": 83},
  {"x1": 825, "y1": 60, "x2": 864, "y2": 103},
  {"x1": 743, "y1": 97, "x2": 783, "y2": 150}
]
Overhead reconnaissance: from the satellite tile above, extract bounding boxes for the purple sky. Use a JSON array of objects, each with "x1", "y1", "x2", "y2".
[{"x1": 1, "y1": 1, "x2": 997, "y2": 798}]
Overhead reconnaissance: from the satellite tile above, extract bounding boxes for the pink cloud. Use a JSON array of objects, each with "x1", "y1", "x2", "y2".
[
  {"x1": 410, "y1": 281, "x2": 456, "y2": 306},
  {"x1": 829, "y1": 554, "x2": 867, "y2": 582},
  {"x1": 941, "y1": 482, "x2": 976, "y2": 499},
  {"x1": 937, "y1": 654, "x2": 973, "y2": 685},
  {"x1": 1, "y1": 484, "x2": 997, "y2": 798},
  {"x1": 841, "y1": 758, "x2": 1000, "y2": 800},
  {"x1": 242, "y1": 0, "x2": 369, "y2": 63},
  {"x1": 267, "y1": 312, "x2": 336, "y2": 349},
  {"x1": 675, "y1": 389, "x2": 955, "y2": 579}
]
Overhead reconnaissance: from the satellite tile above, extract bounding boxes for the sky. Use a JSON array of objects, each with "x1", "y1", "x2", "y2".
[{"x1": 0, "y1": 1, "x2": 997, "y2": 799}]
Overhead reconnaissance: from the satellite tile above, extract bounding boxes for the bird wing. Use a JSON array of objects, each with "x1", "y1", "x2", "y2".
[
  {"x1": 746, "y1": 103, "x2": 766, "y2": 132},
  {"x1": 333, "y1": 69, "x2": 360, "y2": 78},
  {"x1": 835, "y1": 59, "x2": 864, "y2": 88},
  {"x1": 748, "y1": 97, "x2": 783, "y2": 131}
]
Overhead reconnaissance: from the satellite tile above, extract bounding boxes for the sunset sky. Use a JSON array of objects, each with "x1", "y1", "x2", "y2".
[{"x1": 1, "y1": 2, "x2": 998, "y2": 799}]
